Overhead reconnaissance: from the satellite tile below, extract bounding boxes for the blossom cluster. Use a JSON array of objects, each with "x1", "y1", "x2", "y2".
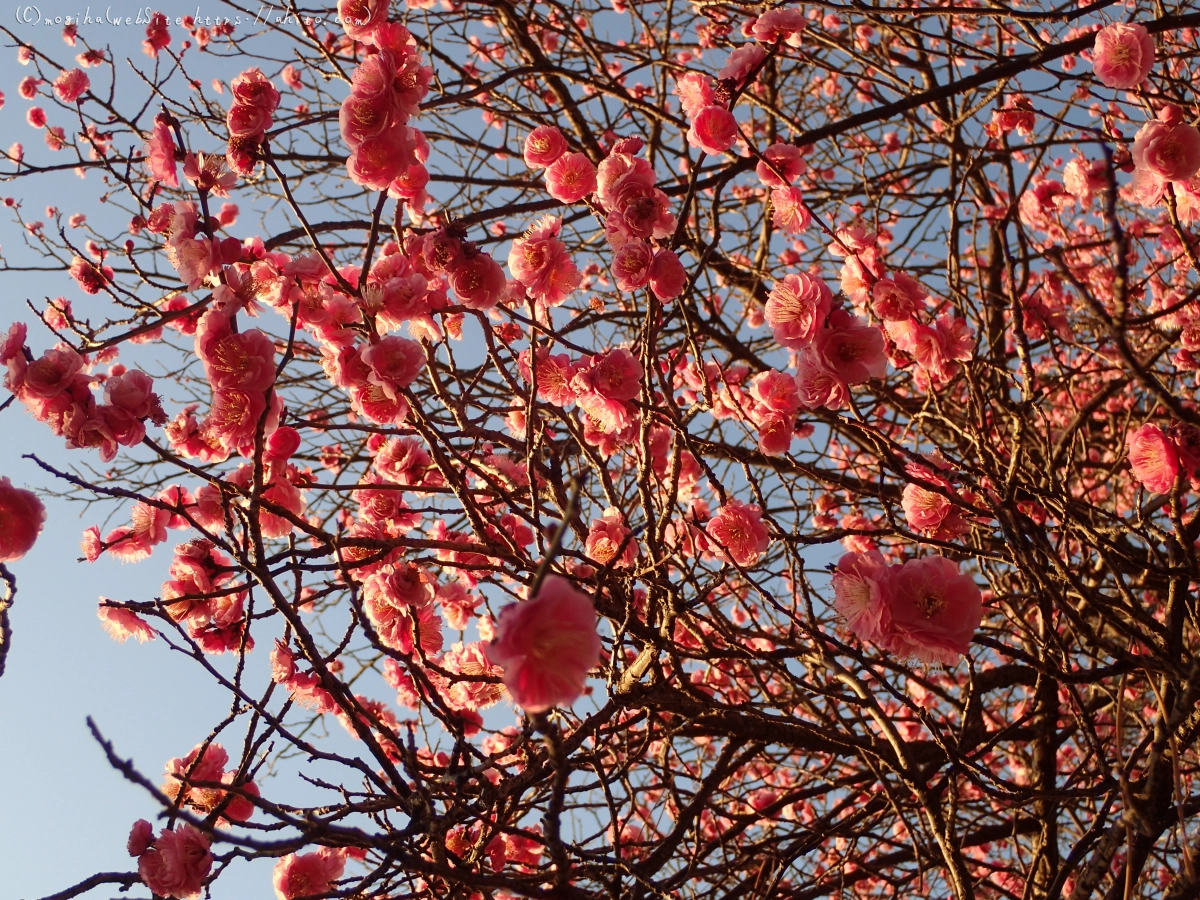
[{"x1": 833, "y1": 552, "x2": 984, "y2": 665}]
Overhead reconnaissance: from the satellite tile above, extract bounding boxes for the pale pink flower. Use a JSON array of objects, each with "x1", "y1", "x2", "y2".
[
  {"x1": 99, "y1": 607, "x2": 157, "y2": 643},
  {"x1": 831, "y1": 550, "x2": 892, "y2": 644},
  {"x1": 273, "y1": 848, "x2": 347, "y2": 900},
  {"x1": 870, "y1": 272, "x2": 926, "y2": 321},
  {"x1": 138, "y1": 824, "x2": 212, "y2": 900},
  {"x1": 544, "y1": 151, "x2": 597, "y2": 203},
  {"x1": 1091, "y1": 22, "x2": 1155, "y2": 90},
  {"x1": 755, "y1": 142, "x2": 805, "y2": 186},
  {"x1": 770, "y1": 186, "x2": 811, "y2": 233},
  {"x1": 794, "y1": 351, "x2": 848, "y2": 410},
  {"x1": 765, "y1": 273, "x2": 832, "y2": 349},
  {"x1": 585, "y1": 508, "x2": 637, "y2": 568},
  {"x1": 687, "y1": 106, "x2": 739, "y2": 156},
  {"x1": 1063, "y1": 157, "x2": 1108, "y2": 206},
  {"x1": 707, "y1": 499, "x2": 770, "y2": 567},
  {"x1": 882, "y1": 555, "x2": 983, "y2": 665},
  {"x1": 487, "y1": 575, "x2": 602, "y2": 714},
  {"x1": 612, "y1": 240, "x2": 654, "y2": 291},
  {"x1": 1127, "y1": 423, "x2": 1180, "y2": 494},
  {"x1": 674, "y1": 72, "x2": 715, "y2": 118},
  {"x1": 648, "y1": 249, "x2": 687, "y2": 300},
  {"x1": 1132, "y1": 119, "x2": 1200, "y2": 183},
  {"x1": 751, "y1": 8, "x2": 806, "y2": 46},
  {"x1": 718, "y1": 44, "x2": 768, "y2": 88},
  {"x1": 0, "y1": 476, "x2": 46, "y2": 562},
  {"x1": 523, "y1": 126, "x2": 568, "y2": 168},
  {"x1": 53, "y1": 68, "x2": 89, "y2": 103},
  {"x1": 750, "y1": 369, "x2": 800, "y2": 414}
]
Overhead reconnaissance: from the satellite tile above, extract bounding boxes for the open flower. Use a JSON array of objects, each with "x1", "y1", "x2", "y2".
[{"x1": 487, "y1": 575, "x2": 602, "y2": 714}]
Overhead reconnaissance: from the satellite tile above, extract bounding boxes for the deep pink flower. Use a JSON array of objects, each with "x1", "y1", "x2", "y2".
[
  {"x1": 707, "y1": 499, "x2": 770, "y2": 567},
  {"x1": 1127, "y1": 423, "x2": 1181, "y2": 494},
  {"x1": 687, "y1": 106, "x2": 739, "y2": 156},
  {"x1": 832, "y1": 550, "x2": 893, "y2": 644},
  {"x1": 523, "y1": 126, "x2": 568, "y2": 168},
  {"x1": 0, "y1": 476, "x2": 46, "y2": 562},
  {"x1": 195, "y1": 311, "x2": 277, "y2": 393},
  {"x1": 612, "y1": 240, "x2": 654, "y2": 291},
  {"x1": 231, "y1": 68, "x2": 281, "y2": 112},
  {"x1": 138, "y1": 824, "x2": 212, "y2": 900},
  {"x1": 448, "y1": 251, "x2": 506, "y2": 310},
  {"x1": 361, "y1": 335, "x2": 425, "y2": 399},
  {"x1": 882, "y1": 555, "x2": 983, "y2": 665},
  {"x1": 53, "y1": 69, "x2": 89, "y2": 103},
  {"x1": 487, "y1": 575, "x2": 602, "y2": 714},
  {"x1": 127, "y1": 819, "x2": 154, "y2": 857},
  {"x1": 507, "y1": 215, "x2": 581, "y2": 307},
  {"x1": 870, "y1": 272, "x2": 926, "y2": 321},
  {"x1": 648, "y1": 249, "x2": 687, "y2": 300},
  {"x1": 544, "y1": 151, "x2": 597, "y2": 203},
  {"x1": 574, "y1": 348, "x2": 643, "y2": 401},
  {"x1": 1092, "y1": 22, "x2": 1155, "y2": 90},
  {"x1": 1132, "y1": 120, "x2": 1200, "y2": 183}
]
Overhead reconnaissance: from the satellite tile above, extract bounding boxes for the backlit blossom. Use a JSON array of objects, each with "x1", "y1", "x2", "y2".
[
  {"x1": 99, "y1": 602, "x2": 155, "y2": 642},
  {"x1": 487, "y1": 575, "x2": 602, "y2": 714},
  {"x1": 687, "y1": 106, "x2": 739, "y2": 156},
  {"x1": 53, "y1": 68, "x2": 89, "y2": 103},
  {"x1": 544, "y1": 151, "x2": 597, "y2": 203},
  {"x1": 707, "y1": 499, "x2": 769, "y2": 567},
  {"x1": 523, "y1": 125, "x2": 568, "y2": 168},
  {"x1": 831, "y1": 550, "x2": 892, "y2": 644},
  {"x1": 1132, "y1": 119, "x2": 1200, "y2": 183},
  {"x1": 1091, "y1": 22, "x2": 1155, "y2": 89},
  {"x1": 273, "y1": 848, "x2": 347, "y2": 900},
  {"x1": 0, "y1": 476, "x2": 46, "y2": 562},
  {"x1": 1127, "y1": 423, "x2": 1180, "y2": 494},
  {"x1": 137, "y1": 824, "x2": 212, "y2": 900},
  {"x1": 882, "y1": 555, "x2": 983, "y2": 665},
  {"x1": 765, "y1": 273, "x2": 832, "y2": 349}
]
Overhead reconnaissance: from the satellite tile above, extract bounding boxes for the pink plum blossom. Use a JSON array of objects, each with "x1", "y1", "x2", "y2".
[
  {"x1": 765, "y1": 273, "x2": 832, "y2": 349},
  {"x1": 1131, "y1": 119, "x2": 1200, "y2": 183},
  {"x1": 487, "y1": 575, "x2": 602, "y2": 714},
  {"x1": 0, "y1": 476, "x2": 46, "y2": 562},
  {"x1": 882, "y1": 555, "x2": 983, "y2": 665},
  {"x1": 1091, "y1": 22, "x2": 1156, "y2": 90},
  {"x1": 687, "y1": 106, "x2": 739, "y2": 156},
  {"x1": 53, "y1": 69, "x2": 89, "y2": 103},
  {"x1": 98, "y1": 602, "x2": 156, "y2": 642},
  {"x1": 544, "y1": 152, "x2": 597, "y2": 203},
  {"x1": 273, "y1": 848, "x2": 347, "y2": 900},
  {"x1": 648, "y1": 249, "x2": 688, "y2": 300},
  {"x1": 585, "y1": 508, "x2": 637, "y2": 567},
  {"x1": 1127, "y1": 423, "x2": 1180, "y2": 494},
  {"x1": 707, "y1": 499, "x2": 770, "y2": 567},
  {"x1": 831, "y1": 550, "x2": 893, "y2": 644},
  {"x1": 523, "y1": 126, "x2": 568, "y2": 168},
  {"x1": 137, "y1": 824, "x2": 212, "y2": 900}
]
